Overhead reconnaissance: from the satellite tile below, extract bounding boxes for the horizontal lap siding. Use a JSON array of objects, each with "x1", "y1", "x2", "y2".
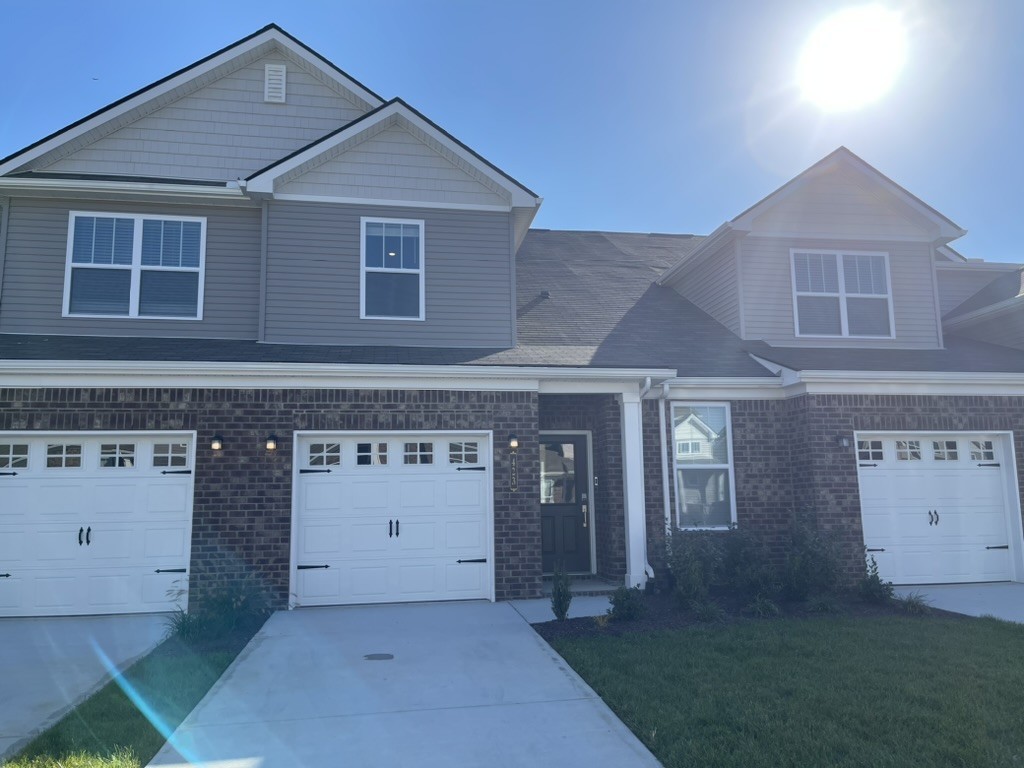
[
  {"x1": 279, "y1": 127, "x2": 509, "y2": 208},
  {"x1": 671, "y1": 240, "x2": 739, "y2": 334},
  {"x1": 42, "y1": 55, "x2": 368, "y2": 181},
  {"x1": 0, "y1": 199, "x2": 261, "y2": 338},
  {"x1": 264, "y1": 201, "x2": 514, "y2": 347},
  {"x1": 741, "y1": 237, "x2": 941, "y2": 347}
]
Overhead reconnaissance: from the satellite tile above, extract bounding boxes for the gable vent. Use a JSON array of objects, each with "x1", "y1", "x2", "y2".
[{"x1": 264, "y1": 64, "x2": 287, "y2": 103}]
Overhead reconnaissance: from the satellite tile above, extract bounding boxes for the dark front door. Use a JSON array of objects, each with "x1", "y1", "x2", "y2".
[{"x1": 541, "y1": 434, "x2": 592, "y2": 573}]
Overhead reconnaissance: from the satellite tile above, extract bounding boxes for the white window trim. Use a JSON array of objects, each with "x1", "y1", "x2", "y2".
[
  {"x1": 672, "y1": 402, "x2": 737, "y2": 531},
  {"x1": 789, "y1": 249, "x2": 895, "y2": 339},
  {"x1": 62, "y1": 211, "x2": 207, "y2": 321},
  {"x1": 359, "y1": 216, "x2": 425, "y2": 322}
]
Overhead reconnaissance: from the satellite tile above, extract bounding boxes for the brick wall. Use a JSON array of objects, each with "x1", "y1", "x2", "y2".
[{"x1": 0, "y1": 387, "x2": 542, "y2": 605}]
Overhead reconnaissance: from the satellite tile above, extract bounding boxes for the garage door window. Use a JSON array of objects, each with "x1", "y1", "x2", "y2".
[
  {"x1": 101, "y1": 443, "x2": 136, "y2": 468},
  {"x1": 449, "y1": 441, "x2": 479, "y2": 465},
  {"x1": 896, "y1": 441, "x2": 922, "y2": 461},
  {"x1": 858, "y1": 440, "x2": 883, "y2": 461},
  {"x1": 971, "y1": 441, "x2": 996, "y2": 462},
  {"x1": 932, "y1": 441, "x2": 958, "y2": 461},
  {"x1": 308, "y1": 443, "x2": 341, "y2": 467},
  {"x1": 46, "y1": 443, "x2": 82, "y2": 468},
  {"x1": 357, "y1": 442, "x2": 388, "y2": 466},
  {"x1": 0, "y1": 443, "x2": 28, "y2": 469},
  {"x1": 404, "y1": 442, "x2": 434, "y2": 465},
  {"x1": 153, "y1": 443, "x2": 189, "y2": 468}
]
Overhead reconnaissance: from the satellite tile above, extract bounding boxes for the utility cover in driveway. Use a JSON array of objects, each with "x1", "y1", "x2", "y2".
[{"x1": 294, "y1": 433, "x2": 493, "y2": 606}]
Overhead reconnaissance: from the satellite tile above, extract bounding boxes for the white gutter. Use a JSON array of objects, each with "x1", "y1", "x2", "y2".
[{"x1": 0, "y1": 177, "x2": 248, "y2": 201}]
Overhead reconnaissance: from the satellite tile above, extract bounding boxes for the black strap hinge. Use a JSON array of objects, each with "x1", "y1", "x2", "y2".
[
  {"x1": 456, "y1": 558, "x2": 487, "y2": 564},
  {"x1": 0, "y1": 573, "x2": 10, "y2": 578},
  {"x1": 986, "y1": 545, "x2": 1009, "y2": 550},
  {"x1": 300, "y1": 468, "x2": 332, "y2": 474},
  {"x1": 865, "y1": 548, "x2": 886, "y2": 553},
  {"x1": 298, "y1": 564, "x2": 330, "y2": 570},
  {"x1": 155, "y1": 568, "x2": 187, "y2": 573},
  {"x1": 161, "y1": 469, "x2": 192, "y2": 475},
  {"x1": 0, "y1": 471, "x2": 18, "y2": 476},
  {"x1": 456, "y1": 466, "x2": 487, "y2": 472}
]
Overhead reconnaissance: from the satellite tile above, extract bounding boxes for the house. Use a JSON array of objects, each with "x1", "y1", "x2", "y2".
[{"x1": 0, "y1": 25, "x2": 1022, "y2": 618}]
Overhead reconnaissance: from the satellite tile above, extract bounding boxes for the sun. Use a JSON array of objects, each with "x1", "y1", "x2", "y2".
[{"x1": 798, "y1": 5, "x2": 908, "y2": 112}]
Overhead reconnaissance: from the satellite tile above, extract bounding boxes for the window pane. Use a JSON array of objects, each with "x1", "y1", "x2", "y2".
[
  {"x1": 72, "y1": 216, "x2": 96, "y2": 263},
  {"x1": 365, "y1": 222, "x2": 384, "y2": 268},
  {"x1": 365, "y1": 272, "x2": 420, "y2": 318},
  {"x1": 162, "y1": 221, "x2": 182, "y2": 267},
  {"x1": 113, "y1": 219, "x2": 134, "y2": 265},
  {"x1": 541, "y1": 442, "x2": 577, "y2": 503},
  {"x1": 139, "y1": 271, "x2": 199, "y2": 317},
  {"x1": 677, "y1": 468, "x2": 731, "y2": 528},
  {"x1": 70, "y1": 268, "x2": 131, "y2": 315},
  {"x1": 402, "y1": 226, "x2": 420, "y2": 269},
  {"x1": 795, "y1": 253, "x2": 838, "y2": 293},
  {"x1": 843, "y1": 254, "x2": 887, "y2": 295},
  {"x1": 673, "y1": 405, "x2": 729, "y2": 464},
  {"x1": 846, "y1": 297, "x2": 890, "y2": 336},
  {"x1": 796, "y1": 295, "x2": 842, "y2": 335},
  {"x1": 93, "y1": 217, "x2": 114, "y2": 264},
  {"x1": 383, "y1": 223, "x2": 403, "y2": 269},
  {"x1": 181, "y1": 222, "x2": 202, "y2": 268}
]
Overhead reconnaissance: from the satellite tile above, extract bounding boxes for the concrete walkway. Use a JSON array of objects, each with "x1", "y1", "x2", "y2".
[
  {"x1": 896, "y1": 582, "x2": 1024, "y2": 623},
  {"x1": 0, "y1": 613, "x2": 167, "y2": 760},
  {"x1": 149, "y1": 601, "x2": 659, "y2": 768}
]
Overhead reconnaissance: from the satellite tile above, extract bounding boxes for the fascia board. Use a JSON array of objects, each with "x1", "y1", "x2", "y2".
[
  {"x1": 246, "y1": 102, "x2": 540, "y2": 208},
  {"x1": 0, "y1": 27, "x2": 383, "y2": 177},
  {"x1": 0, "y1": 177, "x2": 247, "y2": 201}
]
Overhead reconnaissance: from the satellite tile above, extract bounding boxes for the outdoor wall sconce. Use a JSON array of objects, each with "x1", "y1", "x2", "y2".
[
  {"x1": 509, "y1": 434, "x2": 519, "y2": 492},
  {"x1": 210, "y1": 435, "x2": 224, "y2": 451},
  {"x1": 265, "y1": 435, "x2": 278, "y2": 451},
  {"x1": 837, "y1": 435, "x2": 851, "y2": 449}
]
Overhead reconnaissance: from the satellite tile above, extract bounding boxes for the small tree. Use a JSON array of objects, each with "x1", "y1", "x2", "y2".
[{"x1": 550, "y1": 561, "x2": 573, "y2": 621}]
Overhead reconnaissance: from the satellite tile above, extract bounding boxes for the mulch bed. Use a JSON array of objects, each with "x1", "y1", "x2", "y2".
[{"x1": 532, "y1": 589, "x2": 959, "y2": 642}]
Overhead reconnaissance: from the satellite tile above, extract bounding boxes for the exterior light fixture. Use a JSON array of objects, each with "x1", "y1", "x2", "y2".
[
  {"x1": 210, "y1": 435, "x2": 224, "y2": 451},
  {"x1": 266, "y1": 435, "x2": 278, "y2": 451},
  {"x1": 509, "y1": 434, "x2": 519, "y2": 453},
  {"x1": 837, "y1": 435, "x2": 851, "y2": 449}
]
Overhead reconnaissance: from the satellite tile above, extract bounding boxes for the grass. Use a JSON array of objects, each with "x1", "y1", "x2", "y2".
[
  {"x1": 550, "y1": 615, "x2": 1024, "y2": 768},
  {"x1": 3, "y1": 634, "x2": 251, "y2": 768}
]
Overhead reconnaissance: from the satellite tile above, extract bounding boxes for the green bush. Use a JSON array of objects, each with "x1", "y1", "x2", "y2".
[
  {"x1": 859, "y1": 555, "x2": 895, "y2": 604},
  {"x1": 550, "y1": 561, "x2": 573, "y2": 621},
  {"x1": 689, "y1": 599, "x2": 727, "y2": 623},
  {"x1": 743, "y1": 595, "x2": 781, "y2": 618},
  {"x1": 896, "y1": 591, "x2": 931, "y2": 615},
  {"x1": 166, "y1": 570, "x2": 273, "y2": 642},
  {"x1": 782, "y1": 511, "x2": 840, "y2": 602},
  {"x1": 667, "y1": 529, "x2": 724, "y2": 604},
  {"x1": 608, "y1": 585, "x2": 646, "y2": 622},
  {"x1": 805, "y1": 595, "x2": 838, "y2": 614},
  {"x1": 722, "y1": 528, "x2": 779, "y2": 599}
]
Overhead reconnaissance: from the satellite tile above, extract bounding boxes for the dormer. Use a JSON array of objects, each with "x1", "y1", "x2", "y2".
[{"x1": 659, "y1": 148, "x2": 966, "y2": 350}]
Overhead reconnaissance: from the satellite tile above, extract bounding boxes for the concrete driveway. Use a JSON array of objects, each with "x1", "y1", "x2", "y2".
[
  {"x1": 897, "y1": 582, "x2": 1024, "y2": 622},
  {"x1": 149, "y1": 601, "x2": 659, "y2": 768},
  {"x1": 1, "y1": 613, "x2": 167, "y2": 760}
]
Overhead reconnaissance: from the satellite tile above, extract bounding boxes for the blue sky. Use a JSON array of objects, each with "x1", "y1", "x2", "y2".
[{"x1": 2, "y1": 0, "x2": 1021, "y2": 262}]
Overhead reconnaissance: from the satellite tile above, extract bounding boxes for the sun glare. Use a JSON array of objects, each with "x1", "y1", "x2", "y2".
[{"x1": 798, "y1": 5, "x2": 907, "y2": 112}]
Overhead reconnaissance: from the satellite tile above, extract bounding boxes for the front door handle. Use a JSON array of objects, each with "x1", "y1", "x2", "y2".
[{"x1": 582, "y1": 504, "x2": 588, "y2": 529}]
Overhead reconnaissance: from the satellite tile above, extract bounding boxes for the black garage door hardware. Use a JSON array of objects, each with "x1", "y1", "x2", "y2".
[
  {"x1": 456, "y1": 466, "x2": 487, "y2": 472},
  {"x1": 457, "y1": 558, "x2": 487, "y2": 564},
  {"x1": 298, "y1": 564, "x2": 330, "y2": 570},
  {"x1": 161, "y1": 469, "x2": 192, "y2": 475},
  {"x1": 155, "y1": 568, "x2": 187, "y2": 573},
  {"x1": 300, "y1": 469, "x2": 332, "y2": 474},
  {"x1": 986, "y1": 545, "x2": 1010, "y2": 550}
]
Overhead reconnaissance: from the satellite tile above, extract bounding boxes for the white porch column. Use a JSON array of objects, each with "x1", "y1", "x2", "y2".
[{"x1": 618, "y1": 392, "x2": 651, "y2": 588}]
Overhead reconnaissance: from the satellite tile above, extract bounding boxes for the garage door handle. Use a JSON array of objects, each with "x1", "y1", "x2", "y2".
[
  {"x1": 389, "y1": 520, "x2": 393, "y2": 538},
  {"x1": 986, "y1": 545, "x2": 1009, "y2": 550},
  {"x1": 0, "y1": 573, "x2": 9, "y2": 578},
  {"x1": 300, "y1": 469, "x2": 332, "y2": 474},
  {"x1": 297, "y1": 564, "x2": 330, "y2": 570},
  {"x1": 86, "y1": 527, "x2": 91, "y2": 545},
  {"x1": 79, "y1": 527, "x2": 84, "y2": 546},
  {"x1": 456, "y1": 466, "x2": 486, "y2": 471},
  {"x1": 0, "y1": 471, "x2": 17, "y2": 476},
  {"x1": 395, "y1": 520, "x2": 400, "y2": 537}
]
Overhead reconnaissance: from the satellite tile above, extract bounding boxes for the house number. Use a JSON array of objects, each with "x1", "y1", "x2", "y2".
[{"x1": 510, "y1": 453, "x2": 519, "y2": 492}]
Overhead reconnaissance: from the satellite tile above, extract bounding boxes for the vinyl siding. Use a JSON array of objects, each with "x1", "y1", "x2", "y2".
[
  {"x1": 749, "y1": 170, "x2": 935, "y2": 240},
  {"x1": 667, "y1": 240, "x2": 739, "y2": 334},
  {"x1": 277, "y1": 125, "x2": 509, "y2": 208},
  {"x1": 264, "y1": 201, "x2": 513, "y2": 346},
  {"x1": 741, "y1": 237, "x2": 941, "y2": 348},
  {"x1": 936, "y1": 267, "x2": 1013, "y2": 316},
  {"x1": 0, "y1": 199, "x2": 260, "y2": 338},
  {"x1": 40, "y1": 54, "x2": 369, "y2": 182}
]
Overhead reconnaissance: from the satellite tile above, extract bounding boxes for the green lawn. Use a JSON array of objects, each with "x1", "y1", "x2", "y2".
[
  {"x1": 4, "y1": 636, "x2": 249, "y2": 768},
  {"x1": 551, "y1": 616, "x2": 1024, "y2": 768}
]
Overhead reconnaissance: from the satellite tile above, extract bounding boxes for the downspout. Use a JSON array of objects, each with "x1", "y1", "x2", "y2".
[{"x1": 659, "y1": 382, "x2": 672, "y2": 535}]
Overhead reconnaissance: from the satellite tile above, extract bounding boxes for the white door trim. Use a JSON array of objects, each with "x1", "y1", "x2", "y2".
[
  {"x1": 540, "y1": 430, "x2": 597, "y2": 576},
  {"x1": 854, "y1": 430, "x2": 1023, "y2": 583},
  {"x1": 289, "y1": 429, "x2": 495, "y2": 607}
]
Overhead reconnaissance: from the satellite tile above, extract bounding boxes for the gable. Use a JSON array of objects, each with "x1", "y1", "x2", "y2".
[
  {"x1": 30, "y1": 52, "x2": 370, "y2": 182},
  {"x1": 275, "y1": 120, "x2": 511, "y2": 208},
  {"x1": 746, "y1": 165, "x2": 939, "y2": 241}
]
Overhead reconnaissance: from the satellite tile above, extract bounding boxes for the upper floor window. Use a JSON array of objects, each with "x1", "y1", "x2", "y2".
[
  {"x1": 63, "y1": 212, "x2": 206, "y2": 319},
  {"x1": 360, "y1": 217, "x2": 424, "y2": 321},
  {"x1": 790, "y1": 250, "x2": 893, "y2": 338}
]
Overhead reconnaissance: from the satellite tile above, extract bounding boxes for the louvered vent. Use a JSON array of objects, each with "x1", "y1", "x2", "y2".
[{"x1": 264, "y1": 64, "x2": 287, "y2": 103}]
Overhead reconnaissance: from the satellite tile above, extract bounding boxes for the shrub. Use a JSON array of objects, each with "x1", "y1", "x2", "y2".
[
  {"x1": 896, "y1": 591, "x2": 931, "y2": 615},
  {"x1": 722, "y1": 527, "x2": 779, "y2": 599},
  {"x1": 667, "y1": 529, "x2": 724, "y2": 604},
  {"x1": 166, "y1": 569, "x2": 273, "y2": 642},
  {"x1": 690, "y1": 599, "x2": 727, "y2": 623},
  {"x1": 608, "y1": 585, "x2": 646, "y2": 622},
  {"x1": 805, "y1": 595, "x2": 838, "y2": 614},
  {"x1": 550, "y1": 561, "x2": 573, "y2": 621},
  {"x1": 782, "y1": 511, "x2": 840, "y2": 602},
  {"x1": 743, "y1": 595, "x2": 781, "y2": 618},
  {"x1": 859, "y1": 555, "x2": 895, "y2": 604}
]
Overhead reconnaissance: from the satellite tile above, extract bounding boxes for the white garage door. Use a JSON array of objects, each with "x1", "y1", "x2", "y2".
[
  {"x1": 293, "y1": 432, "x2": 492, "y2": 606},
  {"x1": 856, "y1": 433, "x2": 1015, "y2": 584},
  {"x1": 0, "y1": 433, "x2": 195, "y2": 617}
]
